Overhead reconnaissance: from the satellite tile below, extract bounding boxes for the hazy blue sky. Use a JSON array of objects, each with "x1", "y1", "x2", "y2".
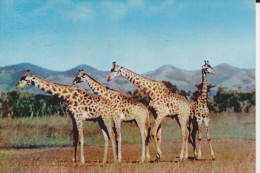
[{"x1": 0, "y1": 0, "x2": 255, "y2": 73}]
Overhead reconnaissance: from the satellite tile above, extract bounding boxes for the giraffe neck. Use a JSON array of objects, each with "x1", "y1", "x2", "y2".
[
  {"x1": 200, "y1": 70, "x2": 208, "y2": 100},
  {"x1": 120, "y1": 67, "x2": 166, "y2": 99},
  {"x1": 32, "y1": 76, "x2": 87, "y2": 101},
  {"x1": 82, "y1": 73, "x2": 124, "y2": 100}
]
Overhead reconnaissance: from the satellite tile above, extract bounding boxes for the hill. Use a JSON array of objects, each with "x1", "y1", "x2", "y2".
[
  {"x1": 144, "y1": 63, "x2": 255, "y2": 93},
  {"x1": 0, "y1": 63, "x2": 255, "y2": 95}
]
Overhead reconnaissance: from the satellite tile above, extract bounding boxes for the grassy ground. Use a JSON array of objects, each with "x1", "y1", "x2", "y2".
[
  {"x1": 0, "y1": 112, "x2": 255, "y2": 149},
  {"x1": 0, "y1": 112, "x2": 255, "y2": 173}
]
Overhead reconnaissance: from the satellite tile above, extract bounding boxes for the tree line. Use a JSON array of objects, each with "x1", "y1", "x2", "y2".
[
  {"x1": 128, "y1": 81, "x2": 255, "y2": 114},
  {"x1": 0, "y1": 91, "x2": 67, "y2": 118},
  {"x1": 0, "y1": 82, "x2": 255, "y2": 118}
]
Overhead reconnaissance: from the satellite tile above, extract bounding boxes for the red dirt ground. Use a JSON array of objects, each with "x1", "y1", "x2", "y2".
[{"x1": 0, "y1": 139, "x2": 255, "y2": 173}]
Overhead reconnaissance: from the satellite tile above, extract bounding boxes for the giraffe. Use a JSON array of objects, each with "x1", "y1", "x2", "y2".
[
  {"x1": 72, "y1": 70, "x2": 150, "y2": 162},
  {"x1": 14, "y1": 70, "x2": 120, "y2": 164},
  {"x1": 107, "y1": 62, "x2": 190, "y2": 160},
  {"x1": 189, "y1": 60, "x2": 216, "y2": 160}
]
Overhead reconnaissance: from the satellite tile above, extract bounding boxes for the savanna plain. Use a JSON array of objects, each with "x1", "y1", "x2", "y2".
[{"x1": 0, "y1": 112, "x2": 255, "y2": 173}]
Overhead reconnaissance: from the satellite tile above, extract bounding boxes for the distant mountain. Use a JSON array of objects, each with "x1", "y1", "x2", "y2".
[
  {"x1": 144, "y1": 63, "x2": 255, "y2": 93},
  {"x1": 0, "y1": 63, "x2": 255, "y2": 95}
]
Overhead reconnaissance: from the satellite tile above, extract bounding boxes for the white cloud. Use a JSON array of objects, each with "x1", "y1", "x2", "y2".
[
  {"x1": 100, "y1": 1, "x2": 129, "y2": 21},
  {"x1": 1, "y1": 0, "x2": 177, "y2": 24},
  {"x1": 97, "y1": 0, "x2": 176, "y2": 21},
  {"x1": 40, "y1": 0, "x2": 95, "y2": 22},
  {"x1": 59, "y1": 2, "x2": 95, "y2": 22},
  {"x1": 147, "y1": 0, "x2": 175, "y2": 12},
  {"x1": 2, "y1": 0, "x2": 94, "y2": 23},
  {"x1": 127, "y1": 0, "x2": 145, "y2": 9},
  {"x1": 46, "y1": 0, "x2": 71, "y2": 9}
]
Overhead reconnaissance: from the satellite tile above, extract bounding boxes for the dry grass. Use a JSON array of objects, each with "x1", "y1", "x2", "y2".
[{"x1": 0, "y1": 140, "x2": 255, "y2": 173}]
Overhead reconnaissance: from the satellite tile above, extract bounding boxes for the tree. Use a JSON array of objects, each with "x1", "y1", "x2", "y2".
[
  {"x1": 162, "y1": 81, "x2": 178, "y2": 93},
  {"x1": 213, "y1": 87, "x2": 255, "y2": 113},
  {"x1": 0, "y1": 91, "x2": 67, "y2": 118}
]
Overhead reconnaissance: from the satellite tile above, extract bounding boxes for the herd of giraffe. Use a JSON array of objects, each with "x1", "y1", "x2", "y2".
[{"x1": 14, "y1": 60, "x2": 216, "y2": 164}]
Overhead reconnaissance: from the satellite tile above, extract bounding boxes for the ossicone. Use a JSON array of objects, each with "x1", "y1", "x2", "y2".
[
  {"x1": 112, "y1": 61, "x2": 116, "y2": 67},
  {"x1": 204, "y1": 60, "x2": 209, "y2": 65},
  {"x1": 26, "y1": 70, "x2": 31, "y2": 74}
]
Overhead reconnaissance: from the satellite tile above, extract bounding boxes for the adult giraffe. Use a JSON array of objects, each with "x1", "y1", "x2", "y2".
[
  {"x1": 72, "y1": 70, "x2": 150, "y2": 162},
  {"x1": 107, "y1": 62, "x2": 190, "y2": 160},
  {"x1": 15, "y1": 70, "x2": 120, "y2": 164}
]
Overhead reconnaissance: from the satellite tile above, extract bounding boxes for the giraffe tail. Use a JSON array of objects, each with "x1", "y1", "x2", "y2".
[
  {"x1": 188, "y1": 117, "x2": 193, "y2": 144},
  {"x1": 188, "y1": 116, "x2": 198, "y2": 144},
  {"x1": 145, "y1": 109, "x2": 153, "y2": 145},
  {"x1": 145, "y1": 127, "x2": 151, "y2": 145}
]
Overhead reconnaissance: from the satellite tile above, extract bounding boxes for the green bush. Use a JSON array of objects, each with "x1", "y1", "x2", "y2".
[
  {"x1": 0, "y1": 91, "x2": 67, "y2": 118},
  {"x1": 213, "y1": 88, "x2": 255, "y2": 112}
]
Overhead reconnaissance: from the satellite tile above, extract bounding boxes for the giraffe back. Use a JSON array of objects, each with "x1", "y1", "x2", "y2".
[
  {"x1": 67, "y1": 93, "x2": 120, "y2": 121},
  {"x1": 150, "y1": 92, "x2": 190, "y2": 117}
]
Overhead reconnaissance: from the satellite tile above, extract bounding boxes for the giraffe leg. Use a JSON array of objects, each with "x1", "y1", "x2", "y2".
[
  {"x1": 104, "y1": 119, "x2": 117, "y2": 162},
  {"x1": 97, "y1": 118, "x2": 110, "y2": 163},
  {"x1": 136, "y1": 119, "x2": 147, "y2": 162},
  {"x1": 157, "y1": 125, "x2": 162, "y2": 151},
  {"x1": 77, "y1": 121, "x2": 85, "y2": 164},
  {"x1": 114, "y1": 118, "x2": 122, "y2": 162},
  {"x1": 190, "y1": 117, "x2": 198, "y2": 158},
  {"x1": 151, "y1": 117, "x2": 164, "y2": 159},
  {"x1": 179, "y1": 123, "x2": 189, "y2": 160},
  {"x1": 145, "y1": 128, "x2": 150, "y2": 161},
  {"x1": 101, "y1": 129, "x2": 109, "y2": 163},
  {"x1": 185, "y1": 115, "x2": 190, "y2": 159},
  {"x1": 204, "y1": 117, "x2": 215, "y2": 160},
  {"x1": 197, "y1": 118, "x2": 203, "y2": 160},
  {"x1": 188, "y1": 118, "x2": 194, "y2": 154},
  {"x1": 185, "y1": 126, "x2": 189, "y2": 159},
  {"x1": 71, "y1": 117, "x2": 79, "y2": 162}
]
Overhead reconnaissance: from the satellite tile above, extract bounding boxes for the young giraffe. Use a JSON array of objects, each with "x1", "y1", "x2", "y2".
[
  {"x1": 72, "y1": 70, "x2": 150, "y2": 162},
  {"x1": 189, "y1": 60, "x2": 216, "y2": 160},
  {"x1": 14, "y1": 70, "x2": 120, "y2": 164},
  {"x1": 107, "y1": 62, "x2": 190, "y2": 160}
]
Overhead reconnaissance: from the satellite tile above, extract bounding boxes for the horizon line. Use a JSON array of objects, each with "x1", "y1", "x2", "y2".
[{"x1": 0, "y1": 62, "x2": 256, "y2": 74}]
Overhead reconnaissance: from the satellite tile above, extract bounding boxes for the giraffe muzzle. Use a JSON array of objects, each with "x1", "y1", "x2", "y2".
[
  {"x1": 72, "y1": 78, "x2": 80, "y2": 85},
  {"x1": 14, "y1": 86, "x2": 24, "y2": 90}
]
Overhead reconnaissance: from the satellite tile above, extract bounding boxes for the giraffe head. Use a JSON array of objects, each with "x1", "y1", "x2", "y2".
[
  {"x1": 107, "y1": 62, "x2": 122, "y2": 82},
  {"x1": 202, "y1": 60, "x2": 216, "y2": 75},
  {"x1": 14, "y1": 70, "x2": 34, "y2": 89},
  {"x1": 72, "y1": 69, "x2": 85, "y2": 85}
]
